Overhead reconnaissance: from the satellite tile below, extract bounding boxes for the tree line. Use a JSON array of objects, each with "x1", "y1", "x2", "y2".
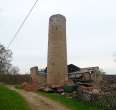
[{"x1": 0, "y1": 43, "x2": 31, "y2": 84}]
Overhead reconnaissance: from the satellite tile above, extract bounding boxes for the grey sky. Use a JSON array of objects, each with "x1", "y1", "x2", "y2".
[{"x1": 0, "y1": 0, "x2": 116, "y2": 74}]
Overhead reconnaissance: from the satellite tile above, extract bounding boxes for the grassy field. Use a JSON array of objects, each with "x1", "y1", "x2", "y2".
[
  {"x1": 0, "y1": 85, "x2": 30, "y2": 110},
  {"x1": 38, "y1": 92, "x2": 103, "y2": 110}
]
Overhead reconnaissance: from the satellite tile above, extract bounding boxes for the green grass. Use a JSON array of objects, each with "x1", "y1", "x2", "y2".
[
  {"x1": 38, "y1": 91, "x2": 103, "y2": 110},
  {"x1": 0, "y1": 84, "x2": 30, "y2": 110}
]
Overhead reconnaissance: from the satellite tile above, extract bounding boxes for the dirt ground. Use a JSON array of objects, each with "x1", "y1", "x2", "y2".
[{"x1": 8, "y1": 86, "x2": 70, "y2": 110}]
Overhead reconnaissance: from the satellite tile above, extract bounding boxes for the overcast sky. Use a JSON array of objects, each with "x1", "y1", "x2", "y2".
[{"x1": 0, "y1": 0, "x2": 116, "y2": 74}]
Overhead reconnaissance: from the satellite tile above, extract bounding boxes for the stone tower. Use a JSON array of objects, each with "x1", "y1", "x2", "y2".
[{"x1": 47, "y1": 14, "x2": 68, "y2": 87}]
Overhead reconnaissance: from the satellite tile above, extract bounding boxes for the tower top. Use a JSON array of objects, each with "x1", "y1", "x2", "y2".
[{"x1": 49, "y1": 14, "x2": 66, "y2": 22}]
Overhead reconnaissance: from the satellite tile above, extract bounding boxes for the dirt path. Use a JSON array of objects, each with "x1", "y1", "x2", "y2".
[{"x1": 8, "y1": 86, "x2": 70, "y2": 110}]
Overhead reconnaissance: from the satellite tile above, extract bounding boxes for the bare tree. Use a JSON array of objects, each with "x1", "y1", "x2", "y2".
[
  {"x1": 0, "y1": 43, "x2": 12, "y2": 74},
  {"x1": 8, "y1": 66, "x2": 19, "y2": 75}
]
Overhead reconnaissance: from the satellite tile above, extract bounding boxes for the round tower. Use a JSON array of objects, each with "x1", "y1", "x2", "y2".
[{"x1": 47, "y1": 14, "x2": 68, "y2": 87}]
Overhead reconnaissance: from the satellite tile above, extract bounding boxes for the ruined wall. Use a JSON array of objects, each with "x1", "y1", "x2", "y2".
[
  {"x1": 30, "y1": 66, "x2": 39, "y2": 84},
  {"x1": 37, "y1": 72, "x2": 47, "y2": 88},
  {"x1": 30, "y1": 67, "x2": 46, "y2": 88},
  {"x1": 47, "y1": 14, "x2": 68, "y2": 87}
]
